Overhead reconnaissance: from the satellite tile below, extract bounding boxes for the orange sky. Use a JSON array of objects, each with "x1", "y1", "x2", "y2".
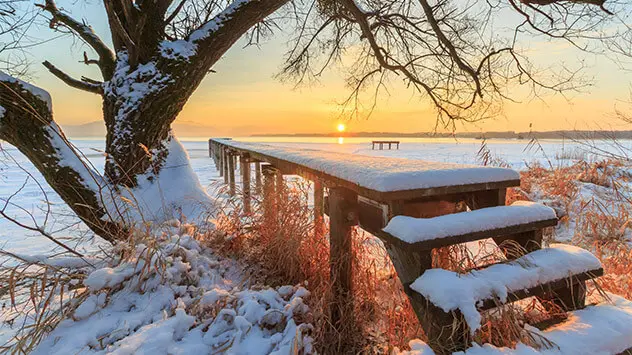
[{"x1": 25, "y1": 1, "x2": 632, "y2": 136}]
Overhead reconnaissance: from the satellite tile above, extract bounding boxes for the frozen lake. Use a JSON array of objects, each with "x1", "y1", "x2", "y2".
[{"x1": 1, "y1": 136, "x2": 629, "y2": 256}]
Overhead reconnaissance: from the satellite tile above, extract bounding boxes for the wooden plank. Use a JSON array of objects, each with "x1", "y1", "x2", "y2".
[
  {"x1": 241, "y1": 153, "x2": 251, "y2": 214},
  {"x1": 378, "y1": 218, "x2": 558, "y2": 252},
  {"x1": 328, "y1": 187, "x2": 358, "y2": 327},
  {"x1": 209, "y1": 139, "x2": 520, "y2": 203},
  {"x1": 477, "y1": 268, "x2": 603, "y2": 311}
]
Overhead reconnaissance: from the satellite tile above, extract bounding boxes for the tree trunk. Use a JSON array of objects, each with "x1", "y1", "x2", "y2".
[
  {"x1": 0, "y1": 77, "x2": 125, "y2": 243},
  {"x1": 0, "y1": 0, "x2": 290, "y2": 243}
]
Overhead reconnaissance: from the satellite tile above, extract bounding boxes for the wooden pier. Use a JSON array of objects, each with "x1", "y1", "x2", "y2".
[
  {"x1": 372, "y1": 140, "x2": 400, "y2": 150},
  {"x1": 208, "y1": 138, "x2": 619, "y2": 354}
]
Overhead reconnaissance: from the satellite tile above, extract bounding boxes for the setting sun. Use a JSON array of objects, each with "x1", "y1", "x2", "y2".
[{"x1": 337, "y1": 123, "x2": 346, "y2": 132}]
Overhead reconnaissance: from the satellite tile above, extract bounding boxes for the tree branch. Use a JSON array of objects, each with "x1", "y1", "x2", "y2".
[
  {"x1": 188, "y1": 0, "x2": 289, "y2": 68},
  {"x1": 42, "y1": 61, "x2": 103, "y2": 94},
  {"x1": 38, "y1": 0, "x2": 116, "y2": 79}
]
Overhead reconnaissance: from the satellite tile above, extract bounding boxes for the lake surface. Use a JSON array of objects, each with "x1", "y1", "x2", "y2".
[{"x1": 1, "y1": 136, "x2": 629, "y2": 256}]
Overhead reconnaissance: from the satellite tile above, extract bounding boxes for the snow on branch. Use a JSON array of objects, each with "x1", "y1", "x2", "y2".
[
  {"x1": 160, "y1": 0, "x2": 288, "y2": 63},
  {"x1": 37, "y1": 0, "x2": 116, "y2": 78}
]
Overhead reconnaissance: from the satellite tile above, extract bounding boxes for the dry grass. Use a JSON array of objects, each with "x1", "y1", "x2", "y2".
[
  {"x1": 519, "y1": 158, "x2": 632, "y2": 301},
  {"x1": 207, "y1": 177, "x2": 422, "y2": 353}
]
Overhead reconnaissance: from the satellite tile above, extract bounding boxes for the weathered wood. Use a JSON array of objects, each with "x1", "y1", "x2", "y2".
[
  {"x1": 328, "y1": 187, "x2": 358, "y2": 327},
  {"x1": 254, "y1": 161, "x2": 262, "y2": 193},
  {"x1": 228, "y1": 151, "x2": 236, "y2": 195},
  {"x1": 209, "y1": 139, "x2": 520, "y2": 203},
  {"x1": 383, "y1": 200, "x2": 468, "y2": 353},
  {"x1": 219, "y1": 144, "x2": 224, "y2": 176},
  {"x1": 262, "y1": 165, "x2": 277, "y2": 226},
  {"x1": 275, "y1": 170, "x2": 285, "y2": 207},
  {"x1": 477, "y1": 268, "x2": 603, "y2": 311},
  {"x1": 241, "y1": 153, "x2": 251, "y2": 214},
  {"x1": 223, "y1": 148, "x2": 229, "y2": 183},
  {"x1": 378, "y1": 218, "x2": 557, "y2": 252},
  {"x1": 313, "y1": 179, "x2": 324, "y2": 231}
]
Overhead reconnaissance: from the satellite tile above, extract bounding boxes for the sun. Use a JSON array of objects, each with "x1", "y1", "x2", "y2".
[{"x1": 337, "y1": 123, "x2": 346, "y2": 132}]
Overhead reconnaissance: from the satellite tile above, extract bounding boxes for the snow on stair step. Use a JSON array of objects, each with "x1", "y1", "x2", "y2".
[
  {"x1": 409, "y1": 244, "x2": 603, "y2": 333},
  {"x1": 383, "y1": 201, "x2": 557, "y2": 245}
]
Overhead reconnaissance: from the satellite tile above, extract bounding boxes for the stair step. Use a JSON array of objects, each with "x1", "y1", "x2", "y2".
[
  {"x1": 408, "y1": 244, "x2": 603, "y2": 332},
  {"x1": 380, "y1": 201, "x2": 557, "y2": 251}
]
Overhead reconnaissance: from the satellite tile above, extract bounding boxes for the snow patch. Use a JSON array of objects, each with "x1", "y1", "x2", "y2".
[
  {"x1": 0, "y1": 71, "x2": 52, "y2": 110},
  {"x1": 34, "y1": 232, "x2": 314, "y2": 354},
  {"x1": 410, "y1": 244, "x2": 602, "y2": 332},
  {"x1": 111, "y1": 136, "x2": 216, "y2": 225},
  {"x1": 383, "y1": 201, "x2": 557, "y2": 244}
]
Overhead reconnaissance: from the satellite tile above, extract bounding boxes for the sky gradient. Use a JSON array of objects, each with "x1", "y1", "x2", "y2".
[{"x1": 22, "y1": 0, "x2": 632, "y2": 136}]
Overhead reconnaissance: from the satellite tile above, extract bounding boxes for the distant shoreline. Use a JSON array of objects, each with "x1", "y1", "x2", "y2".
[{"x1": 250, "y1": 130, "x2": 632, "y2": 140}]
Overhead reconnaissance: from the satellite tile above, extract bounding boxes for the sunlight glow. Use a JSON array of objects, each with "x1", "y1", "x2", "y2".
[
  {"x1": 338, "y1": 137, "x2": 344, "y2": 145},
  {"x1": 337, "y1": 123, "x2": 346, "y2": 132}
]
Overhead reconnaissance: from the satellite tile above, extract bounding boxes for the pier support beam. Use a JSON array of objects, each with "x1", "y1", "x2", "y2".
[
  {"x1": 314, "y1": 180, "x2": 324, "y2": 232},
  {"x1": 241, "y1": 153, "x2": 251, "y2": 213},
  {"x1": 262, "y1": 165, "x2": 277, "y2": 226},
  {"x1": 328, "y1": 187, "x2": 358, "y2": 327},
  {"x1": 275, "y1": 171, "x2": 285, "y2": 207},
  {"x1": 223, "y1": 148, "x2": 229, "y2": 184},
  {"x1": 254, "y1": 161, "x2": 262, "y2": 194},
  {"x1": 228, "y1": 151, "x2": 235, "y2": 195}
]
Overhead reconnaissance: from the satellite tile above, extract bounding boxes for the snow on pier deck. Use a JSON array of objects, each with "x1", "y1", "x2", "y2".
[{"x1": 213, "y1": 138, "x2": 520, "y2": 202}]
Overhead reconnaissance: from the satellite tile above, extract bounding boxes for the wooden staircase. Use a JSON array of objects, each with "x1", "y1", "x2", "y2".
[{"x1": 376, "y1": 202, "x2": 606, "y2": 354}]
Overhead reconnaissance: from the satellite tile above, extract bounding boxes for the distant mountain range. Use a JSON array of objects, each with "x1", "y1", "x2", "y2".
[
  {"x1": 62, "y1": 121, "x2": 232, "y2": 138},
  {"x1": 61, "y1": 121, "x2": 632, "y2": 140}
]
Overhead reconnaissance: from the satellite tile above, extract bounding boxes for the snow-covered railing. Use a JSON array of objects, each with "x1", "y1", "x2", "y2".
[{"x1": 210, "y1": 138, "x2": 520, "y2": 202}]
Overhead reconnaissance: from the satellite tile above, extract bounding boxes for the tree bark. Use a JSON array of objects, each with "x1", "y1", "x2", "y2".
[{"x1": 0, "y1": 78, "x2": 125, "y2": 243}]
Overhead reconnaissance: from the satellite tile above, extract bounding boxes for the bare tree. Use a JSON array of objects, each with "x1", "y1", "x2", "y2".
[{"x1": 0, "y1": 0, "x2": 622, "y2": 243}]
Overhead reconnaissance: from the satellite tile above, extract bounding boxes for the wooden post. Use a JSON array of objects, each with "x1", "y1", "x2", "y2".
[
  {"x1": 218, "y1": 144, "x2": 224, "y2": 177},
  {"x1": 228, "y1": 151, "x2": 235, "y2": 195},
  {"x1": 254, "y1": 161, "x2": 262, "y2": 193},
  {"x1": 328, "y1": 187, "x2": 358, "y2": 327},
  {"x1": 241, "y1": 154, "x2": 251, "y2": 213},
  {"x1": 262, "y1": 165, "x2": 277, "y2": 226},
  {"x1": 313, "y1": 180, "x2": 324, "y2": 227},
  {"x1": 276, "y1": 171, "x2": 284, "y2": 207},
  {"x1": 223, "y1": 148, "x2": 229, "y2": 184}
]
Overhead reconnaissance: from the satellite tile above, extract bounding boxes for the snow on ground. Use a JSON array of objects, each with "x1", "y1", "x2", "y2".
[
  {"x1": 112, "y1": 136, "x2": 216, "y2": 225},
  {"x1": 383, "y1": 201, "x2": 556, "y2": 244},
  {"x1": 25, "y1": 227, "x2": 313, "y2": 354},
  {"x1": 410, "y1": 244, "x2": 602, "y2": 332},
  {"x1": 398, "y1": 293, "x2": 632, "y2": 354}
]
